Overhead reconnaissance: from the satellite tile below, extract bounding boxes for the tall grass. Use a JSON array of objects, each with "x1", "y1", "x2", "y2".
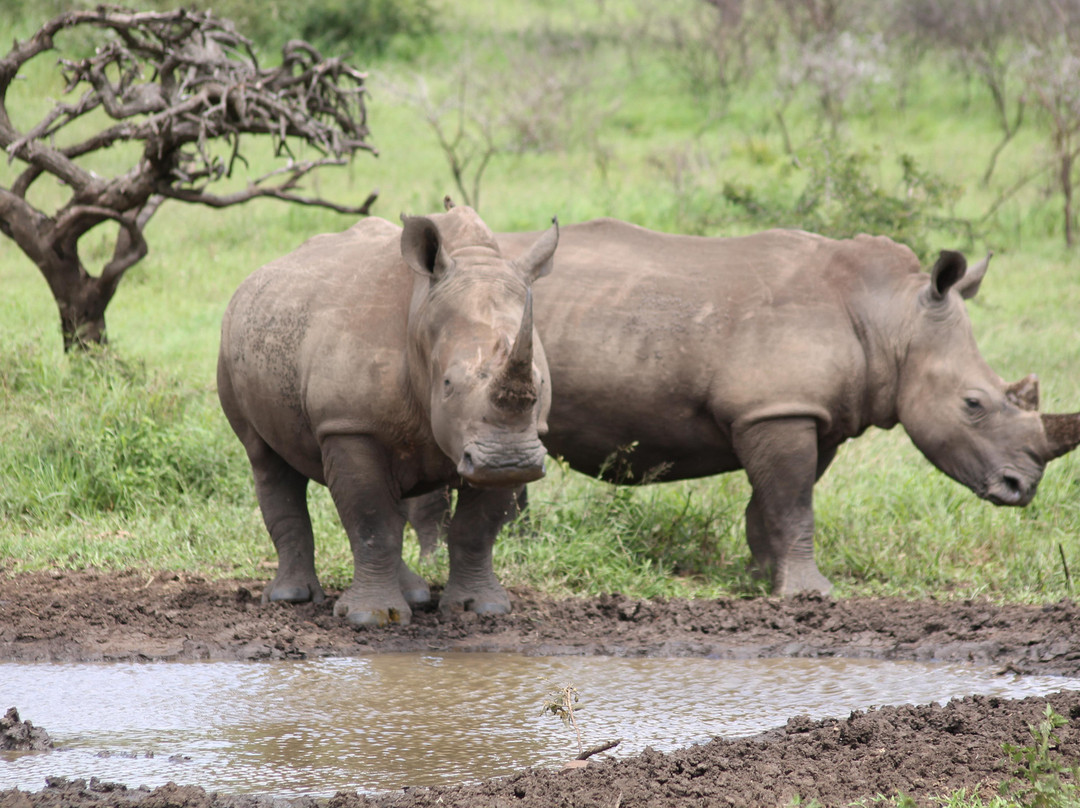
[{"x1": 2, "y1": 0, "x2": 1079, "y2": 603}]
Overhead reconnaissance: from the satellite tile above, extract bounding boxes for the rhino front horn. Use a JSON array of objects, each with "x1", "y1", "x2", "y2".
[
  {"x1": 491, "y1": 290, "x2": 538, "y2": 412},
  {"x1": 510, "y1": 288, "x2": 534, "y2": 369},
  {"x1": 1041, "y1": 412, "x2": 1080, "y2": 461}
]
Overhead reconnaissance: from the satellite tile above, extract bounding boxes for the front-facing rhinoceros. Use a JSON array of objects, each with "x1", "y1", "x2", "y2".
[
  {"x1": 217, "y1": 205, "x2": 559, "y2": 626},
  {"x1": 479, "y1": 220, "x2": 1080, "y2": 595}
]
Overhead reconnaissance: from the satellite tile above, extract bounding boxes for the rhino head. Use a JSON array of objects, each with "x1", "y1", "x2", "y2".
[
  {"x1": 896, "y1": 250, "x2": 1080, "y2": 506},
  {"x1": 401, "y1": 206, "x2": 558, "y2": 487}
]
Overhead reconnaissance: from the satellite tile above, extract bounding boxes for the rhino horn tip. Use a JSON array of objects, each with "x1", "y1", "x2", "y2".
[
  {"x1": 1042, "y1": 412, "x2": 1080, "y2": 461},
  {"x1": 490, "y1": 292, "x2": 537, "y2": 411}
]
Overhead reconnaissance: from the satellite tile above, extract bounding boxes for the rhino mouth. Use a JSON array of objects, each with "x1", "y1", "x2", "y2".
[
  {"x1": 457, "y1": 440, "x2": 547, "y2": 487},
  {"x1": 981, "y1": 469, "x2": 1039, "y2": 507}
]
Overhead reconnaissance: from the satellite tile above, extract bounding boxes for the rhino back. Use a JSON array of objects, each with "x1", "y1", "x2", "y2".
[
  {"x1": 219, "y1": 217, "x2": 418, "y2": 479},
  {"x1": 498, "y1": 220, "x2": 919, "y2": 480}
]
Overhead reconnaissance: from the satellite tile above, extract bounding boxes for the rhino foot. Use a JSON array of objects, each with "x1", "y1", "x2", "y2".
[
  {"x1": 399, "y1": 560, "x2": 431, "y2": 607},
  {"x1": 438, "y1": 581, "x2": 511, "y2": 618},
  {"x1": 772, "y1": 560, "x2": 833, "y2": 597},
  {"x1": 263, "y1": 578, "x2": 326, "y2": 605},
  {"x1": 334, "y1": 585, "x2": 412, "y2": 627}
]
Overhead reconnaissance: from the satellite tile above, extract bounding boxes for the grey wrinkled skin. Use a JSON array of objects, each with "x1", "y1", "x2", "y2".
[
  {"x1": 411, "y1": 221, "x2": 1080, "y2": 595},
  {"x1": 217, "y1": 206, "x2": 558, "y2": 626}
]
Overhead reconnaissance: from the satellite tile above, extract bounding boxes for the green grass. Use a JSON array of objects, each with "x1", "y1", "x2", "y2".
[{"x1": 2, "y1": 0, "x2": 1080, "y2": 608}]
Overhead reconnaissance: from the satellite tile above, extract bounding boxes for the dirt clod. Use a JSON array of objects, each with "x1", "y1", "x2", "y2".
[{"x1": 1, "y1": 707, "x2": 52, "y2": 752}]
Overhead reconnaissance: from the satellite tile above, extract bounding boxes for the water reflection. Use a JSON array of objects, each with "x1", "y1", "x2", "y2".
[{"x1": 2, "y1": 654, "x2": 1077, "y2": 797}]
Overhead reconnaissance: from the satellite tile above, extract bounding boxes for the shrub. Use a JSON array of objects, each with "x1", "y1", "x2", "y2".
[
  {"x1": 0, "y1": 343, "x2": 247, "y2": 524},
  {"x1": 721, "y1": 145, "x2": 970, "y2": 259},
  {"x1": 218, "y1": 0, "x2": 437, "y2": 57}
]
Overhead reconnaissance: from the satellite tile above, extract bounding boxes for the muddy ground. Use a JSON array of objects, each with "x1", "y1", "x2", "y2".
[{"x1": 2, "y1": 569, "x2": 1080, "y2": 807}]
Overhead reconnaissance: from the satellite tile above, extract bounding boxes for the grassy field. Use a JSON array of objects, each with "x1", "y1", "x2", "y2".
[{"x1": 2, "y1": 0, "x2": 1079, "y2": 605}]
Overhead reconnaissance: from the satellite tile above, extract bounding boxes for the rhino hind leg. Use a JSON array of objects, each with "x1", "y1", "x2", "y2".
[
  {"x1": 246, "y1": 438, "x2": 325, "y2": 605},
  {"x1": 398, "y1": 558, "x2": 431, "y2": 607},
  {"x1": 405, "y1": 488, "x2": 453, "y2": 557},
  {"x1": 406, "y1": 486, "x2": 529, "y2": 558},
  {"x1": 439, "y1": 486, "x2": 520, "y2": 617},
  {"x1": 322, "y1": 435, "x2": 413, "y2": 627},
  {"x1": 734, "y1": 417, "x2": 832, "y2": 597}
]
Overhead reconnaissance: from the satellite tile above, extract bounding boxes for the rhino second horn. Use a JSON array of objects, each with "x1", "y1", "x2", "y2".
[
  {"x1": 1041, "y1": 412, "x2": 1080, "y2": 461},
  {"x1": 491, "y1": 290, "x2": 538, "y2": 412},
  {"x1": 1006, "y1": 373, "x2": 1040, "y2": 412}
]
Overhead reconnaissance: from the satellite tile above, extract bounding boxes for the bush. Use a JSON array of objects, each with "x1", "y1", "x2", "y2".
[
  {"x1": 0, "y1": 342, "x2": 247, "y2": 524},
  {"x1": 721, "y1": 145, "x2": 970, "y2": 259},
  {"x1": 212, "y1": 0, "x2": 437, "y2": 57},
  {"x1": 1, "y1": 0, "x2": 436, "y2": 59}
]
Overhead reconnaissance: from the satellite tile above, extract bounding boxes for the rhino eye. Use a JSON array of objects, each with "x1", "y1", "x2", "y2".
[{"x1": 964, "y1": 396, "x2": 984, "y2": 413}]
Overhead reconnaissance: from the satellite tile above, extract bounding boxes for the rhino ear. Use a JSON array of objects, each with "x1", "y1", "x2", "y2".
[
  {"x1": 953, "y1": 250, "x2": 992, "y2": 300},
  {"x1": 511, "y1": 216, "x2": 559, "y2": 282},
  {"x1": 401, "y1": 215, "x2": 455, "y2": 280},
  {"x1": 928, "y1": 250, "x2": 968, "y2": 301}
]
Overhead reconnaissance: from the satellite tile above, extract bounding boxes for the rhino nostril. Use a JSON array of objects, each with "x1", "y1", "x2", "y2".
[
  {"x1": 1003, "y1": 474, "x2": 1023, "y2": 496},
  {"x1": 457, "y1": 447, "x2": 475, "y2": 473}
]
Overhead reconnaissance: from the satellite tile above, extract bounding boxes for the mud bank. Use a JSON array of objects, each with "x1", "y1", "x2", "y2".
[{"x1": 2, "y1": 569, "x2": 1079, "y2": 807}]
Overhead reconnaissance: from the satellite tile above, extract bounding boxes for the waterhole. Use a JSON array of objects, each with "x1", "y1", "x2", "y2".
[{"x1": 3, "y1": 654, "x2": 1078, "y2": 797}]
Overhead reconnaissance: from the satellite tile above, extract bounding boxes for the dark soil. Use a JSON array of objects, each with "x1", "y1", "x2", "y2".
[
  {"x1": 1, "y1": 709, "x2": 51, "y2": 753},
  {"x1": 3, "y1": 569, "x2": 1080, "y2": 807}
]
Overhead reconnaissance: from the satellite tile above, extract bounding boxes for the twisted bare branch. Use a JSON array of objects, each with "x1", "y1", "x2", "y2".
[{"x1": 0, "y1": 5, "x2": 379, "y2": 348}]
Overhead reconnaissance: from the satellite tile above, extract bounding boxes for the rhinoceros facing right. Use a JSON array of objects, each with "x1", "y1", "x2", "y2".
[{"x1": 412, "y1": 220, "x2": 1080, "y2": 596}]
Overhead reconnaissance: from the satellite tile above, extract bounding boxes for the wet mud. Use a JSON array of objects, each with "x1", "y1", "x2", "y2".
[
  {"x1": 1, "y1": 709, "x2": 51, "y2": 753},
  {"x1": 2, "y1": 569, "x2": 1080, "y2": 807}
]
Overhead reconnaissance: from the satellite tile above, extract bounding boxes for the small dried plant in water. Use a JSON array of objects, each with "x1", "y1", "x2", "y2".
[{"x1": 541, "y1": 683, "x2": 584, "y2": 757}]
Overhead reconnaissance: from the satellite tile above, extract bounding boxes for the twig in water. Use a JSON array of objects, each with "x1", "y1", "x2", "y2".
[{"x1": 576, "y1": 738, "x2": 622, "y2": 761}]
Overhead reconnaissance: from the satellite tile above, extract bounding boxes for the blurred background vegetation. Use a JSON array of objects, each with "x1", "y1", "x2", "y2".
[{"x1": 2, "y1": 0, "x2": 1079, "y2": 603}]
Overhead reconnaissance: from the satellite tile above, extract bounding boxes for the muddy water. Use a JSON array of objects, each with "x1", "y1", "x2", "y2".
[{"x1": 3, "y1": 654, "x2": 1079, "y2": 797}]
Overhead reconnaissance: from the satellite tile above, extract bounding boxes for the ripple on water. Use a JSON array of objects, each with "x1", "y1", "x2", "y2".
[{"x1": 2, "y1": 654, "x2": 1077, "y2": 797}]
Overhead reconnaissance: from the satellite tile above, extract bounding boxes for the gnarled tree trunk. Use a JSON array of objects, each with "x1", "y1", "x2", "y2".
[{"x1": 0, "y1": 8, "x2": 377, "y2": 351}]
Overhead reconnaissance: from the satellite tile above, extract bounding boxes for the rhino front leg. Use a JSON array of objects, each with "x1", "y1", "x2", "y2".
[
  {"x1": 321, "y1": 435, "x2": 413, "y2": 627},
  {"x1": 733, "y1": 417, "x2": 832, "y2": 596},
  {"x1": 439, "y1": 485, "x2": 519, "y2": 617},
  {"x1": 246, "y1": 437, "x2": 324, "y2": 605}
]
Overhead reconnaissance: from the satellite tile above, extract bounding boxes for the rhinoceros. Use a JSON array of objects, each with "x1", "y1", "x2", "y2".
[
  {"x1": 411, "y1": 219, "x2": 1080, "y2": 595},
  {"x1": 217, "y1": 205, "x2": 559, "y2": 626}
]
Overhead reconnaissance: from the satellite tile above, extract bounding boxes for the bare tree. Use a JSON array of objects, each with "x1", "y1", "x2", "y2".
[
  {"x1": 0, "y1": 7, "x2": 377, "y2": 350},
  {"x1": 1020, "y1": 40, "x2": 1080, "y2": 247},
  {"x1": 382, "y1": 26, "x2": 614, "y2": 212},
  {"x1": 891, "y1": 0, "x2": 1030, "y2": 186},
  {"x1": 773, "y1": 0, "x2": 861, "y2": 45},
  {"x1": 657, "y1": 0, "x2": 756, "y2": 100},
  {"x1": 384, "y1": 57, "x2": 499, "y2": 211}
]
